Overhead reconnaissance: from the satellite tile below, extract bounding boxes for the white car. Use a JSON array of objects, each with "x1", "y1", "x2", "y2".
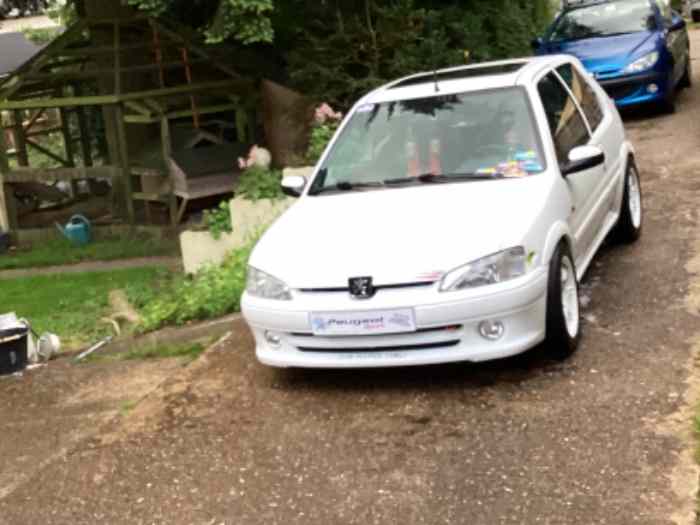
[{"x1": 242, "y1": 55, "x2": 643, "y2": 369}]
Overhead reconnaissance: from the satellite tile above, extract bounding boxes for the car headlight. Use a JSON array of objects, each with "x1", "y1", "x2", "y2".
[
  {"x1": 439, "y1": 247, "x2": 527, "y2": 292},
  {"x1": 247, "y1": 266, "x2": 292, "y2": 300},
  {"x1": 622, "y1": 51, "x2": 659, "y2": 74}
]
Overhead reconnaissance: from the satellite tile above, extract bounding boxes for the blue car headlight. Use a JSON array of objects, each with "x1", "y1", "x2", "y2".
[{"x1": 622, "y1": 51, "x2": 659, "y2": 74}]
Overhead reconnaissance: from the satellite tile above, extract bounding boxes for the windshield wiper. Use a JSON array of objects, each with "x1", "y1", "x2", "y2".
[
  {"x1": 308, "y1": 180, "x2": 385, "y2": 195},
  {"x1": 384, "y1": 172, "x2": 504, "y2": 186}
]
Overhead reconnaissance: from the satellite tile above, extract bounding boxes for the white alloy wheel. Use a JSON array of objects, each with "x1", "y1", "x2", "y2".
[
  {"x1": 627, "y1": 165, "x2": 642, "y2": 229},
  {"x1": 560, "y1": 255, "x2": 579, "y2": 339}
]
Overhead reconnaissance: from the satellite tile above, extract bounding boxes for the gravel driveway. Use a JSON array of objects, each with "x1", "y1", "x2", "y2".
[{"x1": 5, "y1": 31, "x2": 700, "y2": 525}]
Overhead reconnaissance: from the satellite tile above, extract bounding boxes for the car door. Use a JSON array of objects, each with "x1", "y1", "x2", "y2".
[
  {"x1": 555, "y1": 62, "x2": 622, "y2": 239},
  {"x1": 536, "y1": 70, "x2": 604, "y2": 267}
]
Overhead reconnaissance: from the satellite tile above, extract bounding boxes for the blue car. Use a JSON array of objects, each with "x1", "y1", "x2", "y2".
[{"x1": 534, "y1": 0, "x2": 691, "y2": 112}]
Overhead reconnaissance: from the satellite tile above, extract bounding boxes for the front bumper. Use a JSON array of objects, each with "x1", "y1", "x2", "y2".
[
  {"x1": 598, "y1": 71, "x2": 670, "y2": 108},
  {"x1": 241, "y1": 269, "x2": 548, "y2": 369}
]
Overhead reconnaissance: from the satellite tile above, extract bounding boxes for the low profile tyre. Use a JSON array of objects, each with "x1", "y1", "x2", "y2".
[
  {"x1": 611, "y1": 159, "x2": 643, "y2": 244},
  {"x1": 544, "y1": 243, "x2": 580, "y2": 360}
]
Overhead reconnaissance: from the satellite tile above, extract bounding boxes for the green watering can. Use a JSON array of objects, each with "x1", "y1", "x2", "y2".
[{"x1": 56, "y1": 215, "x2": 91, "y2": 247}]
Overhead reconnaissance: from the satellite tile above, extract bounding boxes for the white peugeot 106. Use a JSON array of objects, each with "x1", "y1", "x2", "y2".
[{"x1": 242, "y1": 55, "x2": 643, "y2": 369}]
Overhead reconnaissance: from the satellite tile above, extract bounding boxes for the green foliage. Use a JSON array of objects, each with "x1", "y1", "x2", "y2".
[
  {"x1": 307, "y1": 121, "x2": 339, "y2": 164},
  {"x1": 236, "y1": 166, "x2": 284, "y2": 201},
  {"x1": 203, "y1": 200, "x2": 233, "y2": 239},
  {"x1": 87, "y1": 341, "x2": 206, "y2": 363},
  {"x1": 134, "y1": 239, "x2": 257, "y2": 332},
  {"x1": 287, "y1": 0, "x2": 554, "y2": 109},
  {"x1": 22, "y1": 27, "x2": 61, "y2": 46},
  {"x1": 126, "y1": 0, "x2": 274, "y2": 44}
]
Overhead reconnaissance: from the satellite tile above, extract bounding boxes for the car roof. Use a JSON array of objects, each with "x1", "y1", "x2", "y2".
[{"x1": 360, "y1": 55, "x2": 576, "y2": 105}]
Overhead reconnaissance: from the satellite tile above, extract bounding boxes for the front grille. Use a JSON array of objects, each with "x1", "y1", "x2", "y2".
[
  {"x1": 297, "y1": 340, "x2": 460, "y2": 353},
  {"x1": 602, "y1": 82, "x2": 642, "y2": 101},
  {"x1": 298, "y1": 281, "x2": 435, "y2": 293}
]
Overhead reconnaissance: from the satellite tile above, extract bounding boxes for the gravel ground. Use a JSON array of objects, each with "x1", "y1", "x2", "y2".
[{"x1": 4, "y1": 30, "x2": 700, "y2": 525}]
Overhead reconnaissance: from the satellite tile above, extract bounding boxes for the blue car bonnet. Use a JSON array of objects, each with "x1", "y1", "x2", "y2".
[{"x1": 540, "y1": 30, "x2": 660, "y2": 74}]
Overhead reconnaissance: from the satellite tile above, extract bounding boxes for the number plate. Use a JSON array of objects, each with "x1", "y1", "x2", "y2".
[{"x1": 309, "y1": 308, "x2": 416, "y2": 336}]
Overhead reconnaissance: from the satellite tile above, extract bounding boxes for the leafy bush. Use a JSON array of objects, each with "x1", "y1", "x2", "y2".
[
  {"x1": 134, "y1": 239, "x2": 257, "y2": 332},
  {"x1": 236, "y1": 166, "x2": 285, "y2": 201},
  {"x1": 202, "y1": 200, "x2": 233, "y2": 239},
  {"x1": 286, "y1": 0, "x2": 553, "y2": 109}
]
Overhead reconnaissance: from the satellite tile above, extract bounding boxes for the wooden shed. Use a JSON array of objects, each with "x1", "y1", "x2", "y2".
[{"x1": 0, "y1": 14, "x2": 255, "y2": 233}]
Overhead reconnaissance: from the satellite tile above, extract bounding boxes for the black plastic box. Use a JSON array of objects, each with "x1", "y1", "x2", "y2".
[{"x1": 0, "y1": 327, "x2": 28, "y2": 375}]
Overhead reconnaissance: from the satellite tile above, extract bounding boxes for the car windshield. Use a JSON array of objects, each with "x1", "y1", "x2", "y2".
[
  {"x1": 310, "y1": 87, "x2": 545, "y2": 195},
  {"x1": 549, "y1": 0, "x2": 657, "y2": 41}
]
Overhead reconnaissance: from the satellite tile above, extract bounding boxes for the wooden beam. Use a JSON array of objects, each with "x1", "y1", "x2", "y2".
[
  {"x1": 26, "y1": 126, "x2": 63, "y2": 138},
  {"x1": 160, "y1": 116, "x2": 178, "y2": 226},
  {"x1": 0, "y1": 79, "x2": 248, "y2": 111},
  {"x1": 13, "y1": 111, "x2": 29, "y2": 167},
  {"x1": 4, "y1": 166, "x2": 119, "y2": 183},
  {"x1": 0, "y1": 118, "x2": 11, "y2": 231},
  {"x1": 114, "y1": 21, "x2": 121, "y2": 96},
  {"x1": 124, "y1": 101, "x2": 152, "y2": 116},
  {"x1": 0, "y1": 94, "x2": 120, "y2": 111},
  {"x1": 114, "y1": 104, "x2": 135, "y2": 225},
  {"x1": 23, "y1": 108, "x2": 46, "y2": 132},
  {"x1": 151, "y1": 20, "x2": 240, "y2": 79},
  {"x1": 25, "y1": 138, "x2": 70, "y2": 167},
  {"x1": 124, "y1": 101, "x2": 242, "y2": 124}
]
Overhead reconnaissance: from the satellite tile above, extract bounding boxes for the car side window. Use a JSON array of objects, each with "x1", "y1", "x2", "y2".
[
  {"x1": 537, "y1": 71, "x2": 590, "y2": 167},
  {"x1": 556, "y1": 64, "x2": 604, "y2": 133}
]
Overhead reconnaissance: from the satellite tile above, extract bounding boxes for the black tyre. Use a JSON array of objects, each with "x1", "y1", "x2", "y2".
[
  {"x1": 693, "y1": 11, "x2": 700, "y2": 22},
  {"x1": 660, "y1": 85, "x2": 677, "y2": 113},
  {"x1": 544, "y1": 243, "x2": 580, "y2": 360},
  {"x1": 611, "y1": 159, "x2": 643, "y2": 244},
  {"x1": 680, "y1": 56, "x2": 692, "y2": 89}
]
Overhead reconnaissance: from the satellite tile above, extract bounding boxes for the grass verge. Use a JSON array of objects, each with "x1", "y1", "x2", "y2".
[
  {"x1": 88, "y1": 342, "x2": 206, "y2": 365},
  {"x1": 0, "y1": 236, "x2": 179, "y2": 271},
  {"x1": 2, "y1": 267, "x2": 163, "y2": 349}
]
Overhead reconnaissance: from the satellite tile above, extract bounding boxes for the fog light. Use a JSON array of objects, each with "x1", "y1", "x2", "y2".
[
  {"x1": 264, "y1": 330, "x2": 281, "y2": 348},
  {"x1": 478, "y1": 320, "x2": 505, "y2": 341},
  {"x1": 647, "y1": 83, "x2": 658, "y2": 94}
]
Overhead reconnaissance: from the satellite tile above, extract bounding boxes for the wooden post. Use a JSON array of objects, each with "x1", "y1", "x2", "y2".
[
  {"x1": 0, "y1": 121, "x2": 13, "y2": 231},
  {"x1": 160, "y1": 116, "x2": 177, "y2": 226},
  {"x1": 13, "y1": 110, "x2": 29, "y2": 167},
  {"x1": 114, "y1": 103, "x2": 135, "y2": 224},
  {"x1": 59, "y1": 106, "x2": 78, "y2": 196}
]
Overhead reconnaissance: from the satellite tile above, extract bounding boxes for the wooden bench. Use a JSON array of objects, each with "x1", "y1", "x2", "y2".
[{"x1": 133, "y1": 143, "x2": 245, "y2": 225}]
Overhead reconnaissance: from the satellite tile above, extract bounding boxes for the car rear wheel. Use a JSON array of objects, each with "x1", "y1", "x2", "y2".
[
  {"x1": 611, "y1": 159, "x2": 643, "y2": 244},
  {"x1": 545, "y1": 243, "x2": 580, "y2": 360},
  {"x1": 693, "y1": 11, "x2": 700, "y2": 22}
]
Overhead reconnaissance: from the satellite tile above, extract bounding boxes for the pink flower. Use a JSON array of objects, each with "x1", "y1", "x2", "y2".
[
  {"x1": 314, "y1": 103, "x2": 343, "y2": 125},
  {"x1": 238, "y1": 157, "x2": 248, "y2": 170}
]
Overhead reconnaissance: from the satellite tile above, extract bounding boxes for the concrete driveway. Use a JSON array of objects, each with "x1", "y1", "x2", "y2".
[{"x1": 5, "y1": 30, "x2": 700, "y2": 525}]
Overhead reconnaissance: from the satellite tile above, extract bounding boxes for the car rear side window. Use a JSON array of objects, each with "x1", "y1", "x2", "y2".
[
  {"x1": 556, "y1": 64, "x2": 604, "y2": 133},
  {"x1": 537, "y1": 72, "x2": 590, "y2": 166}
]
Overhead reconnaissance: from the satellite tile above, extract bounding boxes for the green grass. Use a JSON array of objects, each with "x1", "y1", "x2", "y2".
[
  {"x1": 88, "y1": 342, "x2": 206, "y2": 365},
  {"x1": 0, "y1": 236, "x2": 179, "y2": 271},
  {"x1": 119, "y1": 400, "x2": 138, "y2": 417},
  {"x1": 1, "y1": 267, "x2": 163, "y2": 349}
]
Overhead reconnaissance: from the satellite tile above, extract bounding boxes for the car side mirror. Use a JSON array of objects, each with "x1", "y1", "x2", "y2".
[
  {"x1": 531, "y1": 37, "x2": 544, "y2": 51},
  {"x1": 281, "y1": 175, "x2": 307, "y2": 197},
  {"x1": 562, "y1": 145, "x2": 605, "y2": 177}
]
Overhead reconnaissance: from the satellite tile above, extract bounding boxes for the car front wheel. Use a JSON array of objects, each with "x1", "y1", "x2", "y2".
[
  {"x1": 545, "y1": 243, "x2": 580, "y2": 359},
  {"x1": 611, "y1": 159, "x2": 643, "y2": 244}
]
